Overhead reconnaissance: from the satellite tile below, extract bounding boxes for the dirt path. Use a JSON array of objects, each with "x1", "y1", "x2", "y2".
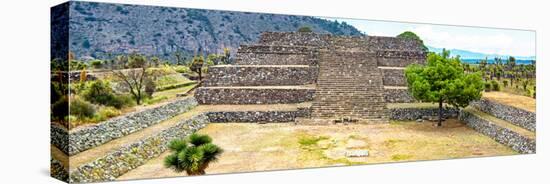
[{"x1": 118, "y1": 119, "x2": 516, "y2": 180}]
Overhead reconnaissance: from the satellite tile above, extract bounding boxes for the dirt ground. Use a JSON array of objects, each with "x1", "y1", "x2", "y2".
[
  {"x1": 483, "y1": 91, "x2": 536, "y2": 112},
  {"x1": 118, "y1": 119, "x2": 516, "y2": 181}
]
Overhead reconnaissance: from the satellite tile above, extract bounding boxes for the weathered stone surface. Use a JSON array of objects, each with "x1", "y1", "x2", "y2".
[
  {"x1": 459, "y1": 110, "x2": 535, "y2": 154},
  {"x1": 51, "y1": 158, "x2": 69, "y2": 182},
  {"x1": 470, "y1": 99, "x2": 536, "y2": 132},
  {"x1": 389, "y1": 107, "x2": 459, "y2": 121},
  {"x1": 235, "y1": 45, "x2": 319, "y2": 65},
  {"x1": 69, "y1": 114, "x2": 209, "y2": 183},
  {"x1": 311, "y1": 51, "x2": 388, "y2": 121},
  {"x1": 381, "y1": 68, "x2": 406, "y2": 86},
  {"x1": 206, "y1": 107, "x2": 310, "y2": 122},
  {"x1": 384, "y1": 87, "x2": 416, "y2": 103},
  {"x1": 195, "y1": 86, "x2": 316, "y2": 104},
  {"x1": 51, "y1": 124, "x2": 69, "y2": 156},
  {"x1": 66, "y1": 97, "x2": 198, "y2": 156},
  {"x1": 204, "y1": 65, "x2": 318, "y2": 86},
  {"x1": 346, "y1": 150, "x2": 369, "y2": 157}
]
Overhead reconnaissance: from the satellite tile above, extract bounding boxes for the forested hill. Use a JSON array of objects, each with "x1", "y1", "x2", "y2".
[{"x1": 67, "y1": 1, "x2": 363, "y2": 62}]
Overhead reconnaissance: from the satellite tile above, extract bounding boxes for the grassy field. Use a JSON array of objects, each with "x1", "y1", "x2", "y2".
[
  {"x1": 118, "y1": 119, "x2": 516, "y2": 180},
  {"x1": 483, "y1": 91, "x2": 536, "y2": 112}
]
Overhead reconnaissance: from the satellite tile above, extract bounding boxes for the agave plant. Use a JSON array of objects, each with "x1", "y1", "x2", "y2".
[{"x1": 164, "y1": 133, "x2": 223, "y2": 175}]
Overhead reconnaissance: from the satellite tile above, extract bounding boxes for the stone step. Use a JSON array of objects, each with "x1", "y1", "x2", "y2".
[
  {"x1": 65, "y1": 108, "x2": 208, "y2": 183},
  {"x1": 204, "y1": 65, "x2": 318, "y2": 86},
  {"x1": 459, "y1": 107, "x2": 535, "y2": 154},
  {"x1": 384, "y1": 86, "x2": 415, "y2": 103},
  {"x1": 198, "y1": 102, "x2": 312, "y2": 123},
  {"x1": 235, "y1": 44, "x2": 318, "y2": 65},
  {"x1": 195, "y1": 85, "x2": 316, "y2": 104},
  {"x1": 380, "y1": 67, "x2": 407, "y2": 86}
]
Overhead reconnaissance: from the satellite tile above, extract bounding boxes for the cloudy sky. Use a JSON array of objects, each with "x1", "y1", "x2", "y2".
[{"x1": 322, "y1": 18, "x2": 536, "y2": 57}]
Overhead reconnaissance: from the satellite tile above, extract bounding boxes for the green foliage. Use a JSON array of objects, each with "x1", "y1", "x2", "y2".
[
  {"x1": 93, "y1": 106, "x2": 121, "y2": 122},
  {"x1": 190, "y1": 55, "x2": 205, "y2": 80},
  {"x1": 69, "y1": 60, "x2": 88, "y2": 70},
  {"x1": 503, "y1": 80, "x2": 508, "y2": 87},
  {"x1": 173, "y1": 65, "x2": 190, "y2": 73},
  {"x1": 70, "y1": 97, "x2": 95, "y2": 118},
  {"x1": 490, "y1": 80, "x2": 500, "y2": 91},
  {"x1": 82, "y1": 80, "x2": 119, "y2": 108},
  {"x1": 405, "y1": 50, "x2": 484, "y2": 125},
  {"x1": 51, "y1": 96, "x2": 69, "y2": 121},
  {"x1": 397, "y1": 31, "x2": 429, "y2": 52},
  {"x1": 484, "y1": 82, "x2": 492, "y2": 92},
  {"x1": 90, "y1": 60, "x2": 103, "y2": 69},
  {"x1": 297, "y1": 26, "x2": 313, "y2": 32},
  {"x1": 164, "y1": 133, "x2": 223, "y2": 175}
]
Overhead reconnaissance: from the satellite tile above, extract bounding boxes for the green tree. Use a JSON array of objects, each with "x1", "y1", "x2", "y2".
[
  {"x1": 190, "y1": 55, "x2": 205, "y2": 81},
  {"x1": 164, "y1": 133, "x2": 223, "y2": 175},
  {"x1": 396, "y1": 31, "x2": 429, "y2": 52},
  {"x1": 405, "y1": 49, "x2": 484, "y2": 126},
  {"x1": 297, "y1": 26, "x2": 313, "y2": 33}
]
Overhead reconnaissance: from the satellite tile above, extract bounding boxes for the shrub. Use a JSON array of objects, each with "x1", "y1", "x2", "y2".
[
  {"x1": 94, "y1": 106, "x2": 121, "y2": 122},
  {"x1": 297, "y1": 26, "x2": 312, "y2": 32},
  {"x1": 173, "y1": 65, "x2": 190, "y2": 73},
  {"x1": 90, "y1": 60, "x2": 103, "y2": 69},
  {"x1": 490, "y1": 80, "x2": 500, "y2": 91},
  {"x1": 502, "y1": 80, "x2": 508, "y2": 87},
  {"x1": 51, "y1": 96, "x2": 69, "y2": 121},
  {"x1": 82, "y1": 80, "x2": 119, "y2": 108},
  {"x1": 70, "y1": 97, "x2": 95, "y2": 118},
  {"x1": 484, "y1": 82, "x2": 492, "y2": 92},
  {"x1": 164, "y1": 133, "x2": 223, "y2": 175}
]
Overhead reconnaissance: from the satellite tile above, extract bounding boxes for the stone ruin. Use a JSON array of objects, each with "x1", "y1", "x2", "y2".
[{"x1": 195, "y1": 32, "x2": 426, "y2": 123}]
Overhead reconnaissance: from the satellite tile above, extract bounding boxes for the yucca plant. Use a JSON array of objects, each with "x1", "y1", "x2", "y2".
[{"x1": 164, "y1": 133, "x2": 223, "y2": 175}]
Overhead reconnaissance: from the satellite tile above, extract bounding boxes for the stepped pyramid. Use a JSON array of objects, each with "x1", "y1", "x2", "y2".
[{"x1": 195, "y1": 32, "x2": 426, "y2": 123}]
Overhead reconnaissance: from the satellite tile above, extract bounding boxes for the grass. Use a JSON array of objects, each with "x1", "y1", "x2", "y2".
[
  {"x1": 482, "y1": 91, "x2": 536, "y2": 112},
  {"x1": 144, "y1": 83, "x2": 197, "y2": 105},
  {"x1": 118, "y1": 120, "x2": 517, "y2": 180}
]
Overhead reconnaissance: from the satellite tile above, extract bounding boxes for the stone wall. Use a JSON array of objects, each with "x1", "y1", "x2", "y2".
[
  {"x1": 204, "y1": 65, "x2": 318, "y2": 86},
  {"x1": 51, "y1": 124, "x2": 69, "y2": 155},
  {"x1": 195, "y1": 87, "x2": 316, "y2": 104},
  {"x1": 459, "y1": 110, "x2": 535, "y2": 154},
  {"x1": 470, "y1": 99, "x2": 536, "y2": 131},
  {"x1": 69, "y1": 114, "x2": 209, "y2": 183},
  {"x1": 389, "y1": 107, "x2": 459, "y2": 121},
  {"x1": 50, "y1": 158, "x2": 69, "y2": 182},
  {"x1": 384, "y1": 88, "x2": 415, "y2": 103},
  {"x1": 66, "y1": 97, "x2": 198, "y2": 155},
  {"x1": 258, "y1": 32, "x2": 328, "y2": 47},
  {"x1": 206, "y1": 107, "x2": 310, "y2": 122},
  {"x1": 234, "y1": 45, "x2": 318, "y2": 65},
  {"x1": 382, "y1": 68, "x2": 406, "y2": 86}
]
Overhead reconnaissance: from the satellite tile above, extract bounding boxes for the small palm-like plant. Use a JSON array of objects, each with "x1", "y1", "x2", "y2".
[{"x1": 164, "y1": 133, "x2": 223, "y2": 175}]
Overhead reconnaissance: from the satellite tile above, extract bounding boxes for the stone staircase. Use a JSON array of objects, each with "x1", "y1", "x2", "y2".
[{"x1": 310, "y1": 51, "x2": 388, "y2": 123}]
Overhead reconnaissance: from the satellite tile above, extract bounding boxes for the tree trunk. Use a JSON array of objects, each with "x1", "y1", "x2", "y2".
[{"x1": 437, "y1": 99, "x2": 443, "y2": 127}]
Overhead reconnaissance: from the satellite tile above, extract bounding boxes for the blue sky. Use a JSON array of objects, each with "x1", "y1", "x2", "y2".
[{"x1": 321, "y1": 17, "x2": 536, "y2": 57}]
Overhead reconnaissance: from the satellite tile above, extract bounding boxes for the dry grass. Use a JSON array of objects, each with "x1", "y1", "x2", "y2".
[
  {"x1": 118, "y1": 119, "x2": 516, "y2": 180},
  {"x1": 483, "y1": 91, "x2": 536, "y2": 112}
]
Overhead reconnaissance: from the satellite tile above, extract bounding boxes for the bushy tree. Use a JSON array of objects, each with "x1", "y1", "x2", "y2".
[
  {"x1": 297, "y1": 26, "x2": 313, "y2": 33},
  {"x1": 190, "y1": 55, "x2": 205, "y2": 81},
  {"x1": 397, "y1": 31, "x2": 429, "y2": 52},
  {"x1": 164, "y1": 133, "x2": 223, "y2": 175},
  {"x1": 111, "y1": 53, "x2": 153, "y2": 105},
  {"x1": 405, "y1": 49, "x2": 484, "y2": 126}
]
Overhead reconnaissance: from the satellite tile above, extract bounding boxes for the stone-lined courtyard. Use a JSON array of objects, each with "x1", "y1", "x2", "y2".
[{"x1": 118, "y1": 119, "x2": 516, "y2": 180}]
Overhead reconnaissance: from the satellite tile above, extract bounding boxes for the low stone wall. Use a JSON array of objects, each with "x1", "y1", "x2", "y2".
[
  {"x1": 206, "y1": 107, "x2": 310, "y2": 122},
  {"x1": 382, "y1": 68, "x2": 406, "y2": 86},
  {"x1": 384, "y1": 88, "x2": 415, "y2": 103},
  {"x1": 470, "y1": 99, "x2": 536, "y2": 131},
  {"x1": 66, "y1": 97, "x2": 198, "y2": 156},
  {"x1": 69, "y1": 114, "x2": 209, "y2": 183},
  {"x1": 50, "y1": 158, "x2": 69, "y2": 182},
  {"x1": 51, "y1": 124, "x2": 69, "y2": 155},
  {"x1": 458, "y1": 110, "x2": 536, "y2": 154},
  {"x1": 377, "y1": 56, "x2": 424, "y2": 67},
  {"x1": 195, "y1": 87, "x2": 316, "y2": 104},
  {"x1": 204, "y1": 65, "x2": 318, "y2": 86},
  {"x1": 389, "y1": 107, "x2": 459, "y2": 120}
]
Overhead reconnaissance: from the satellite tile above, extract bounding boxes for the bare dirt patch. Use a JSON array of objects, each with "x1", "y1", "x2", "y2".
[
  {"x1": 483, "y1": 91, "x2": 536, "y2": 112},
  {"x1": 118, "y1": 119, "x2": 516, "y2": 180}
]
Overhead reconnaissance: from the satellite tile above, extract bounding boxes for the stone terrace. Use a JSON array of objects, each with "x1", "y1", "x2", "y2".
[{"x1": 195, "y1": 32, "x2": 426, "y2": 123}]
